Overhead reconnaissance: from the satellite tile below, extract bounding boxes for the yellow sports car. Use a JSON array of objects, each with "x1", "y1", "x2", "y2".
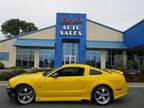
[{"x1": 6, "y1": 64, "x2": 128, "y2": 105}]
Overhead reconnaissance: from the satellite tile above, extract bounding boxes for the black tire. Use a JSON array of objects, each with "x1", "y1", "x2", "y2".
[
  {"x1": 15, "y1": 85, "x2": 35, "y2": 105},
  {"x1": 91, "y1": 85, "x2": 113, "y2": 105}
]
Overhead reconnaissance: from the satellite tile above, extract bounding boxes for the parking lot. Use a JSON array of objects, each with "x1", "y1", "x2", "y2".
[{"x1": 0, "y1": 86, "x2": 144, "y2": 108}]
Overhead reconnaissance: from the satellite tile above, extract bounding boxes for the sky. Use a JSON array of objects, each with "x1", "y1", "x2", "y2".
[{"x1": 0, "y1": 0, "x2": 144, "y2": 40}]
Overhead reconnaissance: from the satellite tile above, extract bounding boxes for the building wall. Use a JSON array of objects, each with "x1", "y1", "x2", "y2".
[
  {"x1": 87, "y1": 20, "x2": 123, "y2": 41},
  {"x1": 124, "y1": 20, "x2": 144, "y2": 48},
  {"x1": 0, "y1": 39, "x2": 16, "y2": 68},
  {"x1": 19, "y1": 20, "x2": 124, "y2": 42},
  {"x1": 0, "y1": 27, "x2": 56, "y2": 68},
  {"x1": 15, "y1": 20, "x2": 124, "y2": 42},
  {"x1": 100, "y1": 49, "x2": 106, "y2": 69},
  {"x1": 19, "y1": 26, "x2": 55, "y2": 39},
  {"x1": 0, "y1": 19, "x2": 125, "y2": 68},
  {"x1": 34, "y1": 48, "x2": 40, "y2": 68}
]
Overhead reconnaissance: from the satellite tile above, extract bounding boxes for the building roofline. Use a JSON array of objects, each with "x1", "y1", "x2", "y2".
[
  {"x1": 87, "y1": 40, "x2": 124, "y2": 43},
  {"x1": 0, "y1": 19, "x2": 125, "y2": 43},
  {"x1": 87, "y1": 19, "x2": 123, "y2": 33},
  {"x1": 57, "y1": 12, "x2": 87, "y2": 15},
  {"x1": 124, "y1": 19, "x2": 144, "y2": 32},
  {"x1": 0, "y1": 25, "x2": 56, "y2": 42}
]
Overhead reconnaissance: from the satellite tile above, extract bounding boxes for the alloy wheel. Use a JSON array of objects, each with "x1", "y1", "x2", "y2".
[
  {"x1": 16, "y1": 86, "x2": 35, "y2": 104},
  {"x1": 94, "y1": 86, "x2": 111, "y2": 105}
]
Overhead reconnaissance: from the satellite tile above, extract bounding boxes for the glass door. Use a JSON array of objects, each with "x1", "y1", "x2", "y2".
[
  {"x1": 62, "y1": 43, "x2": 79, "y2": 64},
  {"x1": 64, "y1": 55, "x2": 76, "y2": 64}
]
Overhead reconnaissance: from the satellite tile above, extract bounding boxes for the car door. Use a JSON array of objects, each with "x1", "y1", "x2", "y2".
[{"x1": 45, "y1": 67, "x2": 86, "y2": 97}]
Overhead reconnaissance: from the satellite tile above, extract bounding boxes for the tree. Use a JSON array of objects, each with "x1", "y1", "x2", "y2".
[{"x1": 1, "y1": 19, "x2": 38, "y2": 38}]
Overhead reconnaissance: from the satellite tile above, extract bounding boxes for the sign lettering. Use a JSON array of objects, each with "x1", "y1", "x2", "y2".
[{"x1": 60, "y1": 17, "x2": 83, "y2": 36}]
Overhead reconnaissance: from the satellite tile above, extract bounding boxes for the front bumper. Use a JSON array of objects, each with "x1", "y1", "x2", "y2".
[{"x1": 6, "y1": 86, "x2": 15, "y2": 98}]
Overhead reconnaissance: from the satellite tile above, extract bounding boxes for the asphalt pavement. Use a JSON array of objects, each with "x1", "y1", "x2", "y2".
[{"x1": 0, "y1": 86, "x2": 144, "y2": 108}]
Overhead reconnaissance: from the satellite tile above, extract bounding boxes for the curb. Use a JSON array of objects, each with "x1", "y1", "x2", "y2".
[
  {"x1": 0, "y1": 81, "x2": 8, "y2": 86},
  {"x1": 0, "y1": 81, "x2": 8, "y2": 84},
  {"x1": 128, "y1": 83, "x2": 144, "y2": 87}
]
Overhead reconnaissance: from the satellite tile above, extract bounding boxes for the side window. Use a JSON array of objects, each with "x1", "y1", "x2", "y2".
[
  {"x1": 90, "y1": 69, "x2": 102, "y2": 75},
  {"x1": 56, "y1": 67, "x2": 84, "y2": 77}
]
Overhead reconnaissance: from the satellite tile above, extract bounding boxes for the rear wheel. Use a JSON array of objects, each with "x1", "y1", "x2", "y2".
[
  {"x1": 15, "y1": 85, "x2": 35, "y2": 105},
  {"x1": 91, "y1": 85, "x2": 113, "y2": 105}
]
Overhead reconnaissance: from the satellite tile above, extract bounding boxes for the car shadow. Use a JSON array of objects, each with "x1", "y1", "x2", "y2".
[
  {"x1": 5, "y1": 97, "x2": 128, "y2": 108},
  {"x1": 33, "y1": 98, "x2": 127, "y2": 106}
]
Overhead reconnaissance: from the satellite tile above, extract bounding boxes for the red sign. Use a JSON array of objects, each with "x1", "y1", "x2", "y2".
[{"x1": 60, "y1": 17, "x2": 82, "y2": 25}]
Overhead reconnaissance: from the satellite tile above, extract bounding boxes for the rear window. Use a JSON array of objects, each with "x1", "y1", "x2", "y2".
[{"x1": 90, "y1": 69, "x2": 102, "y2": 75}]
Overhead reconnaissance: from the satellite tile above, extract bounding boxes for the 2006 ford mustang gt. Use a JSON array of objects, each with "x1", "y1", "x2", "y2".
[{"x1": 6, "y1": 64, "x2": 128, "y2": 105}]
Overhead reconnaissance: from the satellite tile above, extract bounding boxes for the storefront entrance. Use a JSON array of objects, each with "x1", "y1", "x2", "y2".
[
  {"x1": 64, "y1": 55, "x2": 76, "y2": 64},
  {"x1": 62, "y1": 43, "x2": 79, "y2": 64},
  {"x1": 55, "y1": 13, "x2": 86, "y2": 67}
]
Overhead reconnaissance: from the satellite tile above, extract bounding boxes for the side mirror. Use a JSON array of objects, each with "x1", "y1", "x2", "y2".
[{"x1": 51, "y1": 73, "x2": 59, "y2": 78}]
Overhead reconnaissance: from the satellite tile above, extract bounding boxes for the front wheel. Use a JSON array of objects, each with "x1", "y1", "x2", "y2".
[
  {"x1": 91, "y1": 86, "x2": 113, "y2": 105},
  {"x1": 15, "y1": 85, "x2": 35, "y2": 105}
]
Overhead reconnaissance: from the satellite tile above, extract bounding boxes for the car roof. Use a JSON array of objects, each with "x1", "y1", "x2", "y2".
[{"x1": 62, "y1": 64, "x2": 90, "y2": 68}]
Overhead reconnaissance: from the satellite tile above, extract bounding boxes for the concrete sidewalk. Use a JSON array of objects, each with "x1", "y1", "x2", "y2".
[
  {"x1": 128, "y1": 83, "x2": 144, "y2": 87},
  {"x1": 0, "y1": 81, "x2": 144, "y2": 87},
  {"x1": 0, "y1": 81, "x2": 8, "y2": 86}
]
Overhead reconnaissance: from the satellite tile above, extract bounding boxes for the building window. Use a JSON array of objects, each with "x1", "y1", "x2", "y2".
[
  {"x1": 106, "y1": 49, "x2": 123, "y2": 68},
  {"x1": 0, "y1": 52, "x2": 9, "y2": 61},
  {"x1": 86, "y1": 50, "x2": 100, "y2": 68},
  {"x1": 39, "y1": 49, "x2": 54, "y2": 68},
  {"x1": 16, "y1": 48, "x2": 34, "y2": 68},
  {"x1": 127, "y1": 50, "x2": 144, "y2": 71}
]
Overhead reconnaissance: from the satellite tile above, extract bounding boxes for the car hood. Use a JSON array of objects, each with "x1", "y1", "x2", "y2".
[
  {"x1": 8, "y1": 72, "x2": 45, "y2": 88},
  {"x1": 9, "y1": 72, "x2": 44, "y2": 81}
]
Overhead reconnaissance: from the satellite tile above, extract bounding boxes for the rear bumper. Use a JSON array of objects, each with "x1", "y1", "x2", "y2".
[
  {"x1": 6, "y1": 86, "x2": 15, "y2": 98},
  {"x1": 114, "y1": 91, "x2": 127, "y2": 100},
  {"x1": 114, "y1": 84, "x2": 128, "y2": 100}
]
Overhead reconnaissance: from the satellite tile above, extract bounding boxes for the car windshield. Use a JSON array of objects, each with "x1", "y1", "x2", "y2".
[{"x1": 43, "y1": 68, "x2": 58, "y2": 76}]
